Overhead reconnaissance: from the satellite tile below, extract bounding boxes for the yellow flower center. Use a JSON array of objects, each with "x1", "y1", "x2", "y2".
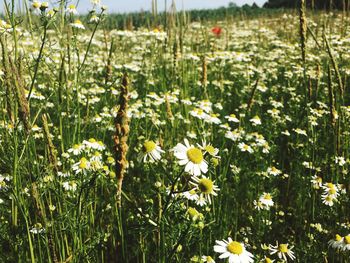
[
  {"x1": 335, "y1": 234, "x2": 342, "y2": 242},
  {"x1": 325, "y1": 195, "x2": 333, "y2": 202},
  {"x1": 205, "y1": 145, "x2": 216, "y2": 155},
  {"x1": 329, "y1": 188, "x2": 337, "y2": 195},
  {"x1": 198, "y1": 178, "x2": 214, "y2": 194},
  {"x1": 32, "y1": 2, "x2": 40, "y2": 8},
  {"x1": 197, "y1": 109, "x2": 204, "y2": 115},
  {"x1": 73, "y1": 19, "x2": 83, "y2": 26},
  {"x1": 47, "y1": 10, "x2": 55, "y2": 16},
  {"x1": 227, "y1": 241, "x2": 243, "y2": 255},
  {"x1": 279, "y1": 244, "x2": 289, "y2": 253},
  {"x1": 143, "y1": 141, "x2": 156, "y2": 153},
  {"x1": 73, "y1": 144, "x2": 80, "y2": 149},
  {"x1": 79, "y1": 158, "x2": 88, "y2": 169},
  {"x1": 345, "y1": 235, "x2": 350, "y2": 244},
  {"x1": 68, "y1": 4, "x2": 76, "y2": 9},
  {"x1": 187, "y1": 148, "x2": 203, "y2": 164},
  {"x1": 265, "y1": 258, "x2": 272, "y2": 263},
  {"x1": 264, "y1": 193, "x2": 272, "y2": 200},
  {"x1": 327, "y1": 183, "x2": 335, "y2": 189}
]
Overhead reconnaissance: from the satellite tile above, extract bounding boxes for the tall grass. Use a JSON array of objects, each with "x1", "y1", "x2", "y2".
[{"x1": 0, "y1": 1, "x2": 350, "y2": 262}]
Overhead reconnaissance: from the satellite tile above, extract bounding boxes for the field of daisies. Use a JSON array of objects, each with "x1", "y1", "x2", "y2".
[{"x1": 1, "y1": 0, "x2": 350, "y2": 262}]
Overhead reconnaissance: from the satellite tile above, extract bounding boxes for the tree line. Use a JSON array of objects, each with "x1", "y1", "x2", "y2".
[{"x1": 263, "y1": 0, "x2": 350, "y2": 10}]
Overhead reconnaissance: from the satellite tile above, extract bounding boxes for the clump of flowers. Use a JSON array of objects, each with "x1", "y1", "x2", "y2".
[
  {"x1": 254, "y1": 192, "x2": 274, "y2": 210},
  {"x1": 328, "y1": 234, "x2": 350, "y2": 251},
  {"x1": 62, "y1": 138, "x2": 114, "y2": 193},
  {"x1": 321, "y1": 182, "x2": 339, "y2": 206}
]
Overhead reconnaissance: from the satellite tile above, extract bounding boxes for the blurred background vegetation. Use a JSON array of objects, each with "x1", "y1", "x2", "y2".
[{"x1": 100, "y1": 0, "x2": 349, "y2": 30}]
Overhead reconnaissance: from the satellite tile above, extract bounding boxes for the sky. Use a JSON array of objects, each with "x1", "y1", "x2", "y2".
[
  {"x1": 1, "y1": 0, "x2": 267, "y2": 14},
  {"x1": 81, "y1": 0, "x2": 267, "y2": 13}
]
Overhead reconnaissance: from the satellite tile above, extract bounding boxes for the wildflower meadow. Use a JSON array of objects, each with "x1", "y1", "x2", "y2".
[{"x1": 0, "y1": 0, "x2": 350, "y2": 262}]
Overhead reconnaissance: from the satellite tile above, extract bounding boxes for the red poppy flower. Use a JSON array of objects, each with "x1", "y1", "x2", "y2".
[{"x1": 211, "y1": 26, "x2": 222, "y2": 37}]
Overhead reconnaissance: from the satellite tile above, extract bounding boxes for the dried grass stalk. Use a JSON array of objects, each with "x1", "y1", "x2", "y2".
[{"x1": 114, "y1": 74, "x2": 130, "y2": 207}]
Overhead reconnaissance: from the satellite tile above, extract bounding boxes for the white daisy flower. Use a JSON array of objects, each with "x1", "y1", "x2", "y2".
[
  {"x1": 214, "y1": 237, "x2": 254, "y2": 263},
  {"x1": 71, "y1": 19, "x2": 85, "y2": 29},
  {"x1": 89, "y1": 14, "x2": 100, "y2": 23},
  {"x1": 138, "y1": 140, "x2": 164, "y2": 163},
  {"x1": 202, "y1": 255, "x2": 216, "y2": 263},
  {"x1": 293, "y1": 128, "x2": 307, "y2": 136},
  {"x1": 269, "y1": 242, "x2": 295, "y2": 261},
  {"x1": 205, "y1": 113, "x2": 221, "y2": 124},
  {"x1": 225, "y1": 113, "x2": 240, "y2": 123},
  {"x1": 253, "y1": 200, "x2": 264, "y2": 211},
  {"x1": 72, "y1": 157, "x2": 90, "y2": 174},
  {"x1": 195, "y1": 195, "x2": 207, "y2": 206},
  {"x1": 322, "y1": 183, "x2": 339, "y2": 198},
  {"x1": 66, "y1": 4, "x2": 78, "y2": 14},
  {"x1": 182, "y1": 189, "x2": 199, "y2": 201},
  {"x1": 267, "y1": 166, "x2": 282, "y2": 176},
  {"x1": 250, "y1": 115, "x2": 261, "y2": 126},
  {"x1": 321, "y1": 194, "x2": 336, "y2": 206},
  {"x1": 259, "y1": 193, "x2": 274, "y2": 209},
  {"x1": 83, "y1": 138, "x2": 105, "y2": 151},
  {"x1": 30, "y1": 223, "x2": 45, "y2": 234},
  {"x1": 190, "y1": 176, "x2": 219, "y2": 205},
  {"x1": 328, "y1": 234, "x2": 344, "y2": 250},
  {"x1": 310, "y1": 175, "x2": 322, "y2": 189},
  {"x1": 281, "y1": 130, "x2": 291, "y2": 136},
  {"x1": 238, "y1": 142, "x2": 254, "y2": 153},
  {"x1": 335, "y1": 156, "x2": 346, "y2": 166},
  {"x1": 62, "y1": 181, "x2": 77, "y2": 191},
  {"x1": 67, "y1": 144, "x2": 85, "y2": 155},
  {"x1": 199, "y1": 141, "x2": 220, "y2": 158},
  {"x1": 173, "y1": 139, "x2": 208, "y2": 176},
  {"x1": 225, "y1": 129, "x2": 244, "y2": 142},
  {"x1": 198, "y1": 100, "x2": 213, "y2": 113},
  {"x1": 31, "y1": 1, "x2": 41, "y2": 13},
  {"x1": 190, "y1": 108, "x2": 209, "y2": 120},
  {"x1": 341, "y1": 235, "x2": 350, "y2": 251}
]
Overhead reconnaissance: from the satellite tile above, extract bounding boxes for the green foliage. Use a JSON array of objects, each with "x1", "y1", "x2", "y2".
[{"x1": 264, "y1": 0, "x2": 350, "y2": 9}]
